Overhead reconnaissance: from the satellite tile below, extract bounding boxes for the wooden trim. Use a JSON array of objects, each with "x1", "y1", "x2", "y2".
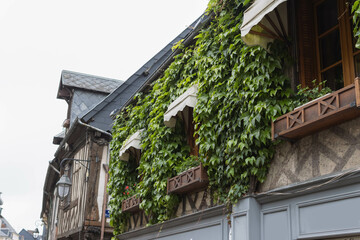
[
  {"x1": 167, "y1": 163, "x2": 208, "y2": 194},
  {"x1": 57, "y1": 226, "x2": 83, "y2": 239},
  {"x1": 320, "y1": 60, "x2": 342, "y2": 73},
  {"x1": 296, "y1": 0, "x2": 357, "y2": 89},
  {"x1": 257, "y1": 23, "x2": 280, "y2": 39},
  {"x1": 85, "y1": 139, "x2": 103, "y2": 221},
  {"x1": 353, "y1": 49, "x2": 360, "y2": 56},
  {"x1": 63, "y1": 198, "x2": 78, "y2": 212},
  {"x1": 317, "y1": 24, "x2": 339, "y2": 39},
  {"x1": 85, "y1": 220, "x2": 112, "y2": 228},
  {"x1": 275, "y1": 8, "x2": 287, "y2": 39},
  {"x1": 273, "y1": 82, "x2": 360, "y2": 140},
  {"x1": 122, "y1": 195, "x2": 141, "y2": 213},
  {"x1": 355, "y1": 77, "x2": 360, "y2": 107},
  {"x1": 265, "y1": 15, "x2": 283, "y2": 39},
  {"x1": 313, "y1": 0, "x2": 322, "y2": 86},
  {"x1": 339, "y1": 0, "x2": 355, "y2": 86}
]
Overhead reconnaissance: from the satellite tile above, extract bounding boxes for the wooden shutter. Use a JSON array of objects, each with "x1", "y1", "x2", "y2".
[{"x1": 296, "y1": 0, "x2": 318, "y2": 88}]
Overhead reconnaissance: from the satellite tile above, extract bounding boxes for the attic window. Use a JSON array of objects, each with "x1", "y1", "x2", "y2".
[
  {"x1": 164, "y1": 84, "x2": 198, "y2": 128},
  {"x1": 119, "y1": 130, "x2": 143, "y2": 162}
]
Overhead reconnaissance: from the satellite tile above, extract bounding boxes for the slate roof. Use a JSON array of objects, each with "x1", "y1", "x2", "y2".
[
  {"x1": 19, "y1": 229, "x2": 35, "y2": 240},
  {"x1": 58, "y1": 70, "x2": 123, "y2": 97},
  {"x1": 81, "y1": 13, "x2": 211, "y2": 132},
  {"x1": 0, "y1": 215, "x2": 17, "y2": 235}
]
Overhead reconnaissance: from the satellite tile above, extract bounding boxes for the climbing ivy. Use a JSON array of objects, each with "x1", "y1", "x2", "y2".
[
  {"x1": 353, "y1": 0, "x2": 360, "y2": 49},
  {"x1": 108, "y1": 0, "x2": 352, "y2": 235}
]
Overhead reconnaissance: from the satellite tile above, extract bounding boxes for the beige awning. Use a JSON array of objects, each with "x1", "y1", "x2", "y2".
[
  {"x1": 164, "y1": 84, "x2": 198, "y2": 128},
  {"x1": 240, "y1": 0, "x2": 288, "y2": 48},
  {"x1": 119, "y1": 130, "x2": 143, "y2": 161}
]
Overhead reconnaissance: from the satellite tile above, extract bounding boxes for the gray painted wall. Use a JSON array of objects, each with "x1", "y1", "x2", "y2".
[
  {"x1": 117, "y1": 180, "x2": 360, "y2": 240},
  {"x1": 233, "y1": 181, "x2": 360, "y2": 240}
]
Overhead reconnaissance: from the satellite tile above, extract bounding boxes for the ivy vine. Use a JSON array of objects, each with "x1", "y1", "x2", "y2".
[
  {"x1": 353, "y1": 0, "x2": 360, "y2": 49},
  {"x1": 108, "y1": 0, "x2": 354, "y2": 235}
]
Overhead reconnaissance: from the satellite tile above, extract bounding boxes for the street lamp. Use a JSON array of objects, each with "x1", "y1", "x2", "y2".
[
  {"x1": 56, "y1": 174, "x2": 72, "y2": 200},
  {"x1": 33, "y1": 228, "x2": 39, "y2": 239},
  {"x1": 55, "y1": 158, "x2": 90, "y2": 200}
]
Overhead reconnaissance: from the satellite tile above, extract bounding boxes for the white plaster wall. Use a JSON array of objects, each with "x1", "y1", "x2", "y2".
[{"x1": 97, "y1": 145, "x2": 109, "y2": 222}]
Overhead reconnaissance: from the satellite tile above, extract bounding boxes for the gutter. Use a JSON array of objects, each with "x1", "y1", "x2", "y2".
[
  {"x1": 78, "y1": 118, "x2": 112, "y2": 138},
  {"x1": 54, "y1": 118, "x2": 112, "y2": 158},
  {"x1": 112, "y1": 12, "x2": 214, "y2": 117}
]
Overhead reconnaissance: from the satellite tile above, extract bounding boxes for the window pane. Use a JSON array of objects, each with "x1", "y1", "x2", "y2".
[
  {"x1": 319, "y1": 29, "x2": 341, "y2": 69},
  {"x1": 322, "y1": 64, "x2": 343, "y2": 90},
  {"x1": 354, "y1": 54, "x2": 360, "y2": 77},
  {"x1": 316, "y1": 0, "x2": 338, "y2": 35}
]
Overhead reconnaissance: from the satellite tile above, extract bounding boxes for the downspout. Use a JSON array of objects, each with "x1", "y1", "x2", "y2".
[{"x1": 100, "y1": 164, "x2": 110, "y2": 240}]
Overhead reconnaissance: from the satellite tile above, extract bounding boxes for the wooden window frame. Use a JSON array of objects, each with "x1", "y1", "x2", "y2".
[{"x1": 297, "y1": 0, "x2": 356, "y2": 89}]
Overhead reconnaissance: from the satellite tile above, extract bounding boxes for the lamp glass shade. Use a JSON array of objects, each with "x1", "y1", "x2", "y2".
[
  {"x1": 33, "y1": 228, "x2": 39, "y2": 238},
  {"x1": 56, "y1": 174, "x2": 72, "y2": 200}
]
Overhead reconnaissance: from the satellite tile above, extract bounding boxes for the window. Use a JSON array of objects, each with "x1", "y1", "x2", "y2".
[
  {"x1": 297, "y1": 0, "x2": 356, "y2": 90},
  {"x1": 164, "y1": 84, "x2": 199, "y2": 156}
]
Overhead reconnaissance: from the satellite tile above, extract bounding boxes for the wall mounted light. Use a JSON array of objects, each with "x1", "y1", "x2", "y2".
[{"x1": 55, "y1": 158, "x2": 90, "y2": 200}]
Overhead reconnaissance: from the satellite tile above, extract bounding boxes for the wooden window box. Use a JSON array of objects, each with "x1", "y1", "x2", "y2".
[
  {"x1": 272, "y1": 79, "x2": 360, "y2": 141},
  {"x1": 122, "y1": 195, "x2": 141, "y2": 213},
  {"x1": 167, "y1": 163, "x2": 208, "y2": 194}
]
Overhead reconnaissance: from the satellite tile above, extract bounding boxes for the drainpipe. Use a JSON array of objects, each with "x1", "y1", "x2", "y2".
[{"x1": 100, "y1": 164, "x2": 109, "y2": 240}]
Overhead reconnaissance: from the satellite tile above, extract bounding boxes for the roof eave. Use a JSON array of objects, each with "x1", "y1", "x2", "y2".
[{"x1": 112, "y1": 12, "x2": 214, "y2": 118}]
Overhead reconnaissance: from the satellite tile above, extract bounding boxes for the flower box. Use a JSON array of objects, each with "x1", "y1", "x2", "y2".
[
  {"x1": 122, "y1": 195, "x2": 141, "y2": 213},
  {"x1": 167, "y1": 163, "x2": 208, "y2": 194},
  {"x1": 272, "y1": 78, "x2": 360, "y2": 141}
]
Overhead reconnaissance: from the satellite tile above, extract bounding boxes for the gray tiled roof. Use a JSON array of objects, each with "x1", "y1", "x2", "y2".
[
  {"x1": 60, "y1": 70, "x2": 123, "y2": 94},
  {"x1": 0, "y1": 215, "x2": 17, "y2": 234},
  {"x1": 81, "y1": 14, "x2": 210, "y2": 132}
]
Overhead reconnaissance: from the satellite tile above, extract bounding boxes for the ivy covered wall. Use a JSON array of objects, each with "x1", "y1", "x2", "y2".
[{"x1": 108, "y1": 0, "x2": 360, "y2": 235}]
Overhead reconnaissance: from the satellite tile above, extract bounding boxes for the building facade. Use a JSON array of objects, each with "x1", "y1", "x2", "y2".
[
  {"x1": 109, "y1": 0, "x2": 360, "y2": 239},
  {"x1": 41, "y1": 71, "x2": 123, "y2": 240}
]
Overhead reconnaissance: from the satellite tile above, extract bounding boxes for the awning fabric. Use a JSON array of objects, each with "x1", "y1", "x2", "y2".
[
  {"x1": 119, "y1": 130, "x2": 143, "y2": 161},
  {"x1": 241, "y1": 0, "x2": 287, "y2": 36},
  {"x1": 240, "y1": 0, "x2": 287, "y2": 48},
  {"x1": 164, "y1": 84, "x2": 198, "y2": 128}
]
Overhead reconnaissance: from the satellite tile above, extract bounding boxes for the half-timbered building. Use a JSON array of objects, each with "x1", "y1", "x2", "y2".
[{"x1": 41, "y1": 70, "x2": 123, "y2": 240}]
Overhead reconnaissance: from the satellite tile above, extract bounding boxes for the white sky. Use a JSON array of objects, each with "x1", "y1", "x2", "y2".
[{"x1": 0, "y1": 0, "x2": 209, "y2": 233}]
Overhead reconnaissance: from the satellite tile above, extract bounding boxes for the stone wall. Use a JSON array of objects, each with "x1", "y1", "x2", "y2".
[{"x1": 260, "y1": 117, "x2": 360, "y2": 192}]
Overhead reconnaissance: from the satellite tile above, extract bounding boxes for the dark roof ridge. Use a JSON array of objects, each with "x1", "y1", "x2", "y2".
[
  {"x1": 57, "y1": 70, "x2": 123, "y2": 99},
  {"x1": 61, "y1": 70, "x2": 123, "y2": 84}
]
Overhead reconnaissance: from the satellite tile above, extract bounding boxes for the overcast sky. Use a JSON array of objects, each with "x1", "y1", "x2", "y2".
[{"x1": 0, "y1": 0, "x2": 209, "y2": 233}]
